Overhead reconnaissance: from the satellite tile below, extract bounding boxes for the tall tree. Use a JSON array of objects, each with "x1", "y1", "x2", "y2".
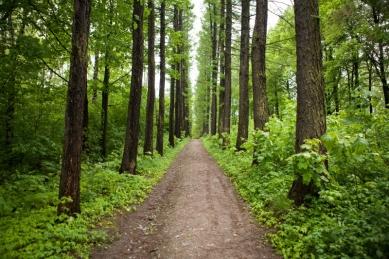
[
  {"x1": 288, "y1": 0, "x2": 327, "y2": 206},
  {"x1": 252, "y1": 0, "x2": 269, "y2": 132},
  {"x1": 156, "y1": 0, "x2": 166, "y2": 155},
  {"x1": 236, "y1": 0, "x2": 250, "y2": 150},
  {"x1": 222, "y1": 0, "x2": 232, "y2": 144},
  {"x1": 370, "y1": 2, "x2": 388, "y2": 108},
  {"x1": 174, "y1": 6, "x2": 182, "y2": 138},
  {"x1": 101, "y1": 0, "x2": 113, "y2": 160},
  {"x1": 58, "y1": 0, "x2": 91, "y2": 215},
  {"x1": 100, "y1": 51, "x2": 110, "y2": 159},
  {"x1": 144, "y1": 0, "x2": 156, "y2": 155},
  {"x1": 120, "y1": 0, "x2": 144, "y2": 173},
  {"x1": 92, "y1": 50, "x2": 99, "y2": 102},
  {"x1": 252, "y1": 0, "x2": 269, "y2": 164},
  {"x1": 218, "y1": 0, "x2": 225, "y2": 136},
  {"x1": 169, "y1": 75, "x2": 175, "y2": 147},
  {"x1": 210, "y1": 2, "x2": 218, "y2": 135}
]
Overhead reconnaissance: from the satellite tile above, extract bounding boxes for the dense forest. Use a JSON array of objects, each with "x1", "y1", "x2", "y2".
[{"x1": 0, "y1": 0, "x2": 388, "y2": 257}]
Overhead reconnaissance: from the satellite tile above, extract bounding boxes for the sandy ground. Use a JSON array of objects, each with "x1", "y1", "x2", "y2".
[{"x1": 92, "y1": 140, "x2": 280, "y2": 259}]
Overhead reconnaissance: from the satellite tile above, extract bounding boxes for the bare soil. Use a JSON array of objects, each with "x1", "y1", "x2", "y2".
[{"x1": 92, "y1": 140, "x2": 280, "y2": 259}]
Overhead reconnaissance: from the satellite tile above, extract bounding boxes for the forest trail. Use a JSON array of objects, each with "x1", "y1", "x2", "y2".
[{"x1": 92, "y1": 140, "x2": 280, "y2": 259}]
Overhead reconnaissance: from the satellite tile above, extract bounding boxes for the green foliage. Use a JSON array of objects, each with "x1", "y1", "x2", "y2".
[
  {"x1": 204, "y1": 108, "x2": 389, "y2": 258},
  {"x1": 0, "y1": 139, "x2": 188, "y2": 258}
]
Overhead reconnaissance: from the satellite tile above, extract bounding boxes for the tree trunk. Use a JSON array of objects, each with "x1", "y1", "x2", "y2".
[
  {"x1": 252, "y1": 0, "x2": 269, "y2": 164},
  {"x1": 120, "y1": 0, "x2": 144, "y2": 174},
  {"x1": 92, "y1": 50, "x2": 99, "y2": 103},
  {"x1": 144, "y1": 0, "x2": 155, "y2": 155},
  {"x1": 169, "y1": 73, "x2": 175, "y2": 147},
  {"x1": 222, "y1": 0, "x2": 232, "y2": 145},
  {"x1": 101, "y1": 60, "x2": 110, "y2": 159},
  {"x1": 82, "y1": 84, "x2": 89, "y2": 152},
  {"x1": 58, "y1": 0, "x2": 91, "y2": 215},
  {"x1": 288, "y1": 0, "x2": 326, "y2": 206},
  {"x1": 371, "y1": 6, "x2": 389, "y2": 108},
  {"x1": 368, "y1": 60, "x2": 373, "y2": 114},
  {"x1": 156, "y1": 0, "x2": 166, "y2": 155},
  {"x1": 236, "y1": 0, "x2": 250, "y2": 150},
  {"x1": 174, "y1": 6, "x2": 182, "y2": 139},
  {"x1": 183, "y1": 60, "x2": 190, "y2": 136},
  {"x1": 210, "y1": 3, "x2": 218, "y2": 136},
  {"x1": 252, "y1": 0, "x2": 269, "y2": 131},
  {"x1": 218, "y1": 0, "x2": 225, "y2": 137}
]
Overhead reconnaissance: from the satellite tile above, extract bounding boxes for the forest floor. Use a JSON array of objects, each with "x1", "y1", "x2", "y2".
[{"x1": 91, "y1": 140, "x2": 280, "y2": 259}]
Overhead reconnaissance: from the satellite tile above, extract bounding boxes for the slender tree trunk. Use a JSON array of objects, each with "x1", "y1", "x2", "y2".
[
  {"x1": 101, "y1": 60, "x2": 110, "y2": 159},
  {"x1": 222, "y1": 0, "x2": 232, "y2": 145},
  {"x1": 156, "y1": 0, "x2": 166, "y2": 155},
  {"x1": 4, "y1": 15, "x2": 17, "y2": 163},
  {"x1": 58, "y1": 0, "x2": 91, "y2": 215},
  {"x1": 92, "y1": 50, "x2": 99, "y2": 103},
  {"x1": 144, "y1": 0, "x2": 155, "y2": 155},
  {"x1": 372, "y1": 7, "x2": 389, "y2": 108},
  {"x1": 274, "y1": 84, "x2": 280, "y2": 117},
  {"x1": 82, "y1": 84, "x2": 89, "y2": 152},
  {"x1": 174, "y1": 6, "x2": 182, "y2": 138},
  {"x1": 120, "y1": 0, "x2": 144, "y2": 174},
  {"x1": 252, "y1": 0, "x2": 269, "y2": 164},
  {"x1": 218, "y1": 0, "x2": 225, "y2": 137},
  {"x1": 183, "y1": 60, "x2": 190, "y2": 136},
  {"x1": 367, "y1": 60, "x2": 373, "y2": 114},
  {"x1": 334, "y1": 70, "x2": 340, "y2": 113},
  {"x1": 101, "y1": 2, "x2": 113, "y2": 160},
  {"x1": 169, "y1": 75, "x2": 175, "y2": 147},
  {"x1": 210, "y1": 3, "x2": 218, "y2": 136},
  {"x1": 288, "y1": 0, "x2": 326, "y2": 206},
  {"x1": 236, "y1": 0, "x2": 250, "y2": 150}
]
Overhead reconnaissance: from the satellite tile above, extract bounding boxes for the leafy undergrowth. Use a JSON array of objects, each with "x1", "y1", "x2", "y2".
[
  {"x1": 0, "y1": 139, "x2": 188, "y2": 258},
  {"x1": 204, "y1": 109, "x2": 389, "y2": 258}
]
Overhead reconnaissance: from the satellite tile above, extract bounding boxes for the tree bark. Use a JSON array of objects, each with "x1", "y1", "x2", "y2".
[
  {"x1": 156, "y1": 0, "x2": 166, "y2": 155},
  {"x1": 120, "y1": 0, "x2": 144, "y2": 174},
  {"x1": 252, "y1": 0, "x2": 269, "y2": 131},
  {"x1": 174, "y1": 6, "x2": 182, "y2": 138},
  {"x1": 58, "y1": 0, "x2": 91, "y2": 215},
  {"x1": 210, "y1": 3, "x2": 218, "y2": 136},
  {"x1": 92, "y1": 50, "x2": 99, "y2": 103},
  {"x1": 218, "y1": 0, "x2": 226, "y2": 137},
  {"x1": 169, "y1": 72, "x2": 175, "y2": 147},
  {"x1": 222, "y1": 0, "x2": 232, "y2": 145},
  {"x1": 101, "y1": 59, "x2": 110, "y2": 159},
  {"x1": 236, "y1": 0, "x2": 250, "y2": 150},
  {"x1": 288, "y1": 0, "x2": 326, "y2": 206},
  {"x1": 183, "y1": 60, "x2": 190, "y2": 136},
  {"x1": 252, "y1": 0, "x2": 269, "y2": 164},
  {"x1": 144, "y1": 0, "x2": 155, "y2": 155}
]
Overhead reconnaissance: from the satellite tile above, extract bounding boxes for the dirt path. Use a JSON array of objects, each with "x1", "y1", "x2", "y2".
[{"x1": 92, "y1": 140, "x2": 280, "y2": 259}]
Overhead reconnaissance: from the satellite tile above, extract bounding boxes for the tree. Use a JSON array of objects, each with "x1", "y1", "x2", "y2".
[
  {"x1": 236, "y1": 0, "x2": 250, "y2": 150},
  {"x1": 100, "y1": 0, "x2": 114, "y2": 160},
  {"x1": 252, "y1": 0, "x2": 269, "y2": 163},
  {"x1": 218, "y1": 0, "x2": 225, "y2": 136},
  {"x1": 144, "y1": 0, "x2": 156, "y2": 155},
  {"x1": 288, "y1": 0, "x2": 327, "y2": 206},
  {"x1": 120, "y1": 0, "x2": 144, "y2": 173},
  {"x1": 156, "y1": 0, "x2": 166, "y2": 155},
  {"x1": 252, "y1": 0, "x2": 269, "y2": 131},
  {"x1": 58, "y1": 0, "x2": 91, "y2": 215},
  {"x1": 174, "y1": 6, "x2": 184, "y2": 139},
  {"x1": 221, "y1": 0, "x2": 232, "y2": 145},
  {"x1": 210, "y1": 2, "x2": 218, "y2": 136}
]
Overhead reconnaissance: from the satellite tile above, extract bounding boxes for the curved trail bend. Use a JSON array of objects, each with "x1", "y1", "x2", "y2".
[{"x1": 92, "y1": 140, "x2": 280, "y2": 259}]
